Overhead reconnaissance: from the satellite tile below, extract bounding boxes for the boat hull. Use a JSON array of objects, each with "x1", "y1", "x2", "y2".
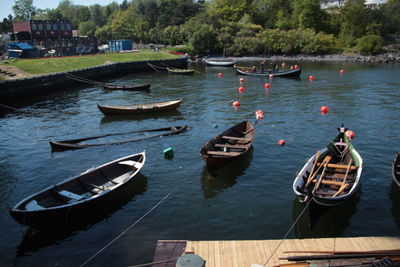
[
  {"x1": 205, "y1": 59, "x2": 237, "y2": 66},
  {"x1": 101, "y1": 84, "x2": 151, "y2": 91},
  {"x1": 97, "y1": 99, "x2": 182, "y2": 115},
  {"x1": 235, "y1": 67, "x2": 301, "y2": 77},
  {"x1": 393, "y1": 152, "x2": 400, "y2": 187}
]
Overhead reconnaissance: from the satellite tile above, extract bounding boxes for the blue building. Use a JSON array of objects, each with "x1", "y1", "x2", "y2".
[{"x1": 108, "y1": 40, "x2": 132, "y2": 52}]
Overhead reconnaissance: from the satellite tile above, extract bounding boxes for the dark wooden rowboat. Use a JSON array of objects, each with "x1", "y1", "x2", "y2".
[
  {"x1": 9, "y1": 152, "x2": 145, "y2": 229},
  {"x1": 97, "y1": 99, "x2": 182, "y2": 115},
  {"x1": 200, "y1": 121, "x2": 255, "y2": 170},
  {"x1": 167, "y1": 67, "x2": 195, "y2": 74},
  {"x1": 101, "y1": 83, "x2": 151, "y2": 91},
  {"x1": 293, "y1": 125, "x2": 363, "y2": 206},
  {"x1": 393, "y1": 152, "x2": 400, "y2": 187},
  {"x1": 235, "y1": 66, "x2": 301, "y2": 78},
  {"x1": 50, "y1": 125, "x2": 188, "y2": 151}
]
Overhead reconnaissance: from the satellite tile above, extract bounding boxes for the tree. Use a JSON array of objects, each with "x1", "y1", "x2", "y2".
[
  {"x1": 291, "y1": 0, "x2": 327, "y2": 32},
  {"x1": 79, "y1": 21, "x2": 96, "y2": 37},
  {"x1": 0, "y1": 15, "x2": 13, "y2": 33},
  {"x1": 13, "y1": 0, "x2": 36, "y2": 21},
  {"x1": 339, "y1": 0, "x2": 369, "y2": 47},
  {"x1": 95, "y1": 25, "x2": 112, "y2": 43}
]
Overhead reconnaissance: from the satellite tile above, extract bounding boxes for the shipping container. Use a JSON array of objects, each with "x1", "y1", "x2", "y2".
[{"x1": 108, "y1": 40, "x2": 132, "y2": 52}]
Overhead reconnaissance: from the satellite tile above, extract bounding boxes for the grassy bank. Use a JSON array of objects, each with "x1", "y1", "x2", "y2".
[{"x1": 9, "y1": 51, "x2": 180, "y2": 75}]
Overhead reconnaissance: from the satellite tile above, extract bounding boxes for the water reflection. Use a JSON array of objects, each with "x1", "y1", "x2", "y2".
[
  {"x1": 100, "y1": 110, "x2": 183, "y2": 123},
  {"x1": 390, "y1": 181, "x2": 400, "y2": 228},
  {"x1": 292, "y1": 190, "x2": 360, "y2": 238},
  {"x1": 200, "y1": 148, "x2": 253, "y2": 198},
  {"x1": 16, "y1": 173, "x2": 148, "y2": 256}
]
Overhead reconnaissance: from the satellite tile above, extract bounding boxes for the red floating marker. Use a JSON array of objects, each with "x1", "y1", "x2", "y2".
[
  {"x1": 320, "y1": 105, "x2": 329, "y2": 114},
  {"x1": 240, "y1": 78, "x2": 245, "y2": 83},
  {"x1": 281, "y1": 62, "x2": 286, "y2": 67},
  {"x1": 278, "y1": 139, "x2": 285, "y2": 146},
  {"x1": 294, "y1": 65, "x2": 299, "y2": 69},
  {"x1": 290, "y1": 66, "x2": 294, "y2": 70},
  {"x1": 269, "y1": 74, "x2": 274, "y2": 79},
  {"x1": 309, "y1": 75, "x2": 315, "y2": 81},
  {"x1": 232, "y1": 101, "x2": 240, "y2": 107},
  {"x1": 264, "y1": 83, "x2": 270, "y2": 89},
  {"x1": 218, "y1": 73, "x2": 223, "y2": 78},
  {"x1": 339, "y1": 69, "x2": 345, "y2": 75},
  {"x1": 238, "y1": 86, "x2": 245, "y2": 93},
  {"x1": 255, "y1": 110, "x2": 264, "y2": 120},
  {"x1": 346, "y1": 130, "x2": 355, "y2": 139}
]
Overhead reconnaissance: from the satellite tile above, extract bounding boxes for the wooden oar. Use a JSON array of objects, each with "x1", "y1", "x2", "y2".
[
  {"x1": 305, "y1": 151, "x2": 322, "y2": 187},
  {"x1": 333, "y1": 159, "x2": 353, "y2": 197},
  {"x1": 312, "y1": 156, "x2": 331, "y2": 194}
]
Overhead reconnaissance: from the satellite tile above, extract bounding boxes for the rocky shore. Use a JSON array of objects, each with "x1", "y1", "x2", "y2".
[{"x1": 239, "y1": 52, "x2": 400, "y2": 64}]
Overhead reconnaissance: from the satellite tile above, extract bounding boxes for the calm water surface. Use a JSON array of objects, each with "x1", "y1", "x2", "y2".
[{"x1": 0, "y1": 61, "x2": 400, "y2": 266}]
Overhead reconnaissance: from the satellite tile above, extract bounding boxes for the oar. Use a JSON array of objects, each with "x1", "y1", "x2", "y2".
[
  {"x1": 305, "y1": 151, "x2": 321, "y2": 187},
  {"x1": 333, "y1": 159, "x2": 353, "y2": 197},
  {"x1": 312, "y1": 156, "x2": 331, "y2": 194}
]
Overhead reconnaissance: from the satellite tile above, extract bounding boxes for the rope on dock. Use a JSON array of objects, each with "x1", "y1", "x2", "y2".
[{"x1": 147, "y1": 63, "x2": 166, "y2": 72}]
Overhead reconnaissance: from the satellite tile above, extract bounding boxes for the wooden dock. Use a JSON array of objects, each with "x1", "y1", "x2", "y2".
[{"x1": 153, "y1": 236, "x2": 400, "y2": 266}]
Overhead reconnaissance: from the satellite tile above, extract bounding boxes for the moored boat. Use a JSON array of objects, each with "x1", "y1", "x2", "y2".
[
  {"x1": 167, "y1": 67, "x2": 195, "y2": 74},
  {"x1": 101, "y1": 83, "x2": 151, "y2": 91},
  {"x1": 204, "y1": 58, "x2": 237, "y2": 66},
  {"x1": 9, "y1": 152, "x2": 146, "y2": 229},
  {"x1": 293, "y1": 125, "x2": 363, "y2": 206},
  {"x1": 235, "y1": 66, "x2": 301, "y2": 78},
  {"x1": 200, "y1": 121, "x2": 255, "y2": 170},
  {"x1": 393, "y1": 152, "x2": 400, "y2": 187},
  {"x1": 97, "y1": 99, "x2": 182, "y2": 115},
  {"x1": 50, "y1": 125, "x2": 188, "y2": 151}
]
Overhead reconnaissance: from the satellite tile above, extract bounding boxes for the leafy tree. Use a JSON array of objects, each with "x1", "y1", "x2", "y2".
[
  {"x1": 111, "y1": 10, "x2": 134, "y2": 39},
  {"x1": 90, "y1": 4, "x2": 106, "y2": 28},
  {"x1": 206, "y1": 0, "x2": 251, "y2": 23},
  {"x1": 79, "y1": 20, "x2": 96, "y2": 37},
  {"x1": 0, "y1": 15, "x2": 13, "y2": 33},
  {"x1": 95, "y1": 25, "x2": 112, "y2": 43},
  {"x1": 189, "y1": 24, "x2": 218, "y2": 55},
  {"x1": 291, "y1": 0, "x2": 327, "y2": 32},
  {"x1": 13, "y1": 0, "x2": 36, "y2": 21},
  {"x1": 355, "y1": 34, "x2": 383, "y2": 54},
  {"x1": 338, "y1": 0, "x2": 369, "y2": 47}
]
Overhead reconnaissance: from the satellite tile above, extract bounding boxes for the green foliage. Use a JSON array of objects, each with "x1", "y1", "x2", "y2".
[
  {"x1": 189, "y1": 24, "x2": 218, "y2": 55},
  {"x1": 79, "y1": 21, "x2": 96, "y2": 37},
  {"x1": 355, "y1": 35, "x2": 384, "y2": 55},
  {"x1": 13, "y1": 0, "x2": 36, "y2": 21},
  {"x1": 95, "y1": 25, "x2": 112, "y2": 44}
]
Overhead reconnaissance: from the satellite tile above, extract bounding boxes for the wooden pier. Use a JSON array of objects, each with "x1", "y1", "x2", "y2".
[{"x1": 153, "y1": 236, "x2": 400, "y2": 266}]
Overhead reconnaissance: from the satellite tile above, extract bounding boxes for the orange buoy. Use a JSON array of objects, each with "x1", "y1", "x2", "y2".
[
  {"x1": 339, "y1": 69, "x2": 345, "y2": 75},
  {"x1": 240, "y1": 78, "x2": 245, "y2": 83},
  {"x1": 309, "y1": 75, "x2": 315, "y2": 81},
  {"x1": 346, "y1": 130, "x2": 355, "y2": 139},
  {"x1": 320, "y1": 105, "x2": 329, "y2": 114},
  {"x1": 278, "y1": 139, "x2": 285, "y2": 146},
  {"x1": 238, "y1": 86, "x2": 245, "y2": 93},
  {"x1": 264, "y1": 83, "x2": 270, "y2": 89},
  {"x1": 294, "y1": 65, "x2": 299, "y2": 69},
  {"x1": 269, "y1": 74, "x2": 274, "y2": 79},
  {"x1": 281, "y1": 62, "x2": 286, "y2": 67},
  {"x1": 255, "y1": 110, "x2": 264, "y2": 120},
  {"x1": 218, "y1": 73, "x2": 223, "y2": 77},
  {"x1": 232, "y1": 101, "x2": 240, "y2": 107}
]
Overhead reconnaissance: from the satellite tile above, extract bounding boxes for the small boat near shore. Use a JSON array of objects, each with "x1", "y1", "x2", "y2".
[
  {"x1": 204, "y1": 58, "x2": 237, "y2": 66},
  {"x1": 101, "y1": 83, "x2": 151, "y2": 91},
  {"x1": 97, "y1": 99, "x2": 182, "y2": 115},
  {"x1": 393, "y1": 152, "x2": 400, "y2": 187},
  {"x1": 50, "y1": 125, "x2": 188, "y2": 151},
  {"x1": 235, "y1": 66, "x2": 301, "y2": 78},
  {"x1": 293, "y1": 125, "x2": 363, "y2": 206},
  {"x1": 167, "y1": 67, "x2": 195, "y2": 74},
  {"x1": 9, "y1": 152, "x2": 145, "y2": 229},
  {"x1": 200, "y1": 121, "x2": 255, "y2": 170}
]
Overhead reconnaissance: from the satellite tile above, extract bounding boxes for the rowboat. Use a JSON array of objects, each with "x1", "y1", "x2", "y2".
[
  {"x1": 97, "y1": 99, "x2": 182, "y2": 115},
  {"x1": 167, "y1": 67, "x2": 195, "y2": 74},
  {"x1": 235, "y1": 66, "x2": 301, "y2": 78},
  {"x1": 101, "y1": 83, "x2": 151, "y2": 91},
  {"x1": 9, "y1": 152, "x2": 145, "y2": 229},
  {"x1": 50, "y1": 125, "x2": 188, "y2": 151},
  {"x1": 393, "y1": 152, "x2": 400, "y2": 187},
  {"x1": 293, "y1": 125, "x2": 363, "y2": 206},
  {"x1": 204, "y1": 58, "x2": 237, "y2": 66},
  {"x1": 200, "y1": 121, "x2": 255, "y2": 170}
]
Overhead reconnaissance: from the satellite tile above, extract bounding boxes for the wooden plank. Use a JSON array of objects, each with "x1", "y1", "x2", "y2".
[
  {"x1": 221, "y1": 135, "x2": 251, "y2": 142},
  {"x1": 214, "y1": 143, "x2": 247, "y2": 149},
  {"x1": 207, "y1": 150, "x2": 242, "y2": 156},
  {"x1": 317, "y1": 162, "x2": 358, "y2": 170},
  {"x1": 312, "y1": 179, "x2": 343, "y2": 186}
]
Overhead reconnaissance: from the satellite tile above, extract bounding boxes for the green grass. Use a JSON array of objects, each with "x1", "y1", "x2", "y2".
[
  {"x1": 10, "y1": 50, "x2": 180, "y2": 75},
  {"x1": 0, "y1": 75, "x2": 5, "y2": 80}
]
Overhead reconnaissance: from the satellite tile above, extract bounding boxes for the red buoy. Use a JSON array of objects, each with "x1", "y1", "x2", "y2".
[
  {"x1": 346, "y1": 130, "x2": 355, "y2": 139},
  {"x1": 309, "y1": 75, "x2": 315, "y2": 81},
  {"x1": 281, "y1": 62, "x2": 286, "y2": 67},
  {"x1": 218, "y1": 73, "x2": 223, "y2": 78},
  {"x1": 295, "y1": 65, "x2": 299, "y2": 69},
  {"x1": 290, "y1": 66, "x2": 294, "y2": 70},
  {"x1": 240, "y1": 78, "x2": 245, "y2": 83},
  {"x1": 278, "y1": 139, "x2": 285, "y2": 146},
  {"x1": 320, "y1": 105, "x2": 329, "y2": 114},
  {"x1": 339, "y1": 69, "x2": 345, "y2": 75},
  {"x1": 232, "y1": 101, "x2": 240, "y2": 107},
  {"x1": 269, "y1": 74, "x2": 274, "y2": 79},
  {"x1": 255, "y1": 110, "x2": 264, "y2": 120},
  {"x1": 238, "y1": 86, "x2": 245, "y2": 93},
  {"x1": 264, "y1": 83, "x2": 270, "y2": 89}
]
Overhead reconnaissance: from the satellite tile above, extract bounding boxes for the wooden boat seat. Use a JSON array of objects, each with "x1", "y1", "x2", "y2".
[
  {"x1": 316, "y1": 162, "x2": 358, "y2": 170},
  {"x1": 312, "y1": 179, "x2": 344, "y2": 186},
  {"x1": 315, "y1": 189, "x2": 340, "y2": 196},
  {"x1": 207, "y1": 151, "x2": 242, "y2": 156},
  {"x1": 57, "y1": 190, "x2": 84, "y2": 201},
  {"x1": 214, "y1": 143, "x2": 247, "y2": 149},
  {"x1": 221, "y1": 136, "x2": 251, "y2": 142},
  {"x1": 118, "y1": 160, "x2": 137, "y2": 166}
]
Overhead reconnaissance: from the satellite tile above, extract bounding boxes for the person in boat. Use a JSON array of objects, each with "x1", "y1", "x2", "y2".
[
  {"x1": 252, "y1": 65, "x2": 257, "y2": 72},
  {"x1": 271, "y1": 60, "x2": 278, "y2": 72},
  {"x1": 260, "y1": 60, "x2": 265, "y2": 72}
]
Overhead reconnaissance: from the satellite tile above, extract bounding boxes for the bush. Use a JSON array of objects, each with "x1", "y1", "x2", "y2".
[{"x1": 355, "y1": 35, "x2": 384, "y2": 55}]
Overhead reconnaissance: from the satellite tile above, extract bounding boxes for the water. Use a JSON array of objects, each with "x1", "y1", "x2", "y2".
[{"x1": 0, "y1": 61, "x2": 399, "y2": 266}]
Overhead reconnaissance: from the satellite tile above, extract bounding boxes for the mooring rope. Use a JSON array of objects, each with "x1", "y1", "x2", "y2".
[
  {"x1": 262, "y1": 198, "x2": 312, "y2": 267},
  {"x1": 65, "y1": 73, "x2": 103, "y2": 85}
]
